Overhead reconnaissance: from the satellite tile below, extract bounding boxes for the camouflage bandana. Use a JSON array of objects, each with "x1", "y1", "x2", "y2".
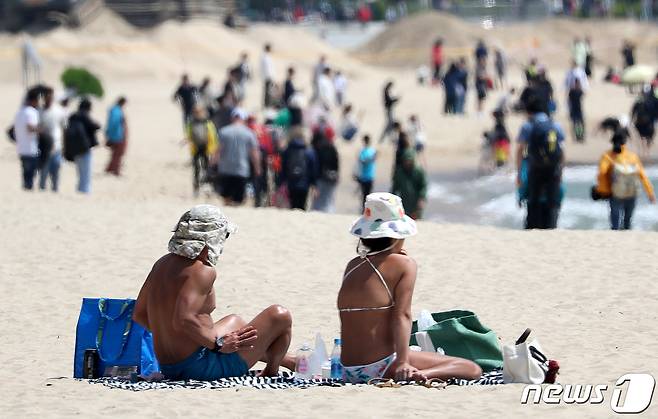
[{"x1": 168, "y1": 205, "x2": 237, "y2": 266}]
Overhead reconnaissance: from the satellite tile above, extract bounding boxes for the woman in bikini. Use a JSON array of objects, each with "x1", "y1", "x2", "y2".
[{"x1": 337, "y1": 193, "x2": 482, "y2": 384}]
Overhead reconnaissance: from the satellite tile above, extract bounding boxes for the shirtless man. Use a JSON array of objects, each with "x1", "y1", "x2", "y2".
[{"x1": 133, "y1": 205, "x2": 293, "y2": 380}]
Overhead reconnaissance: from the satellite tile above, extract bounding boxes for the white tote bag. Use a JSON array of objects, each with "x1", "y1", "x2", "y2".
[{"x1": 503, "y1": 329, "x2": 549, "y2": 384}]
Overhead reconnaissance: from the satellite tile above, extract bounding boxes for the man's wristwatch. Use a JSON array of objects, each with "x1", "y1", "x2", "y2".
[{"x1": 213, "y1": 336, "x2": 225, "y2": 353}]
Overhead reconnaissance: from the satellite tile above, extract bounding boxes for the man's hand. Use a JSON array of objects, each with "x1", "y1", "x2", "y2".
[
  {"x1": 394, "y1": 362, "x2": 426, "y2": 382},
  {"x1": 650, "y1": 196, "x2": 656, "y2": 204},
  {"x1": 219, "y1": 326, "x2": 258, "y2": 353}
]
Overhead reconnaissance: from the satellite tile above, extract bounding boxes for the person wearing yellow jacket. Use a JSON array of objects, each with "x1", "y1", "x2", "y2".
[
  {"x1": 594, "y1": 130, "x2": 655, "y2": 230},
  {"x1": 186, "y1": 106, "x2": 218, "y2": 195}
]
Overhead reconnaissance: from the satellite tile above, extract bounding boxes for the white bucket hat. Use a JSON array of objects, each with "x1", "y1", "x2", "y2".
[
  {"x1": 168, "y1": 204, "x2": 237, "y2": 266},
  {"x1": 350, "y1": 193, "x2": 418, "y2": 239}
]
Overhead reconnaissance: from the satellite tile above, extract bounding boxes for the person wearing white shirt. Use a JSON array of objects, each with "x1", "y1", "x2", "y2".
[
  {"x1": 312, "y1": 55, "x2": 327, "y2": 101},
  {"x1": 39, "y1": 87, "x2": 67, "y2": 191},
  {"x1": 565, "y1": 60, "x2": 589, "y2": 92},
  {"x1": 333, "y1": 71, "x2": 347, "y2": 106},
  {"x1": 14, "y1": 89, "x2": 41, "y2": 190},
  {"x1": 317, "y1": 67, "x2": 335, "y2": 111},
  {"x1": 260, "y1": 44, "x2": 275, "y2": 107}
]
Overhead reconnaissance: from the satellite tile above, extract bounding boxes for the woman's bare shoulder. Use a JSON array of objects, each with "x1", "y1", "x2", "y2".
[{"x1": 386, "y1": 253, "x2": 417, "y2": 267}]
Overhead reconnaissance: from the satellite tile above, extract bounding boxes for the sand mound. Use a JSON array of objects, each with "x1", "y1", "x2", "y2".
[{"x1": 356, "y1": 12, "x2": 658, "y2": 68}]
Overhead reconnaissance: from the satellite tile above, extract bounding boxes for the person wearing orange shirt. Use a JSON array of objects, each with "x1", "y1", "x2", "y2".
[{"x1": 594, "y1": 130, "x2": 655, "y2": 230}]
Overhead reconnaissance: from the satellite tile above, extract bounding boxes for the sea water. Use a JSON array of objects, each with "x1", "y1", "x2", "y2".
[{"x1": 426, "y1": 165, "x2": 658, "y2": 231}]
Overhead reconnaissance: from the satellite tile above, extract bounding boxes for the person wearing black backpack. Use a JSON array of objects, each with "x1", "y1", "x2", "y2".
[
  {"x1": 515, "y1": 95, "x2": 565, "y2": 229},
  {"x1": 65, "y1": 98, "x2": 100, "y2": 194},
  {"x1": 280, "y1": 128, "x2": 317, "y2": 210},
  {"x1": 311, "y1": 130, "x2": 339, "y2": 213}
]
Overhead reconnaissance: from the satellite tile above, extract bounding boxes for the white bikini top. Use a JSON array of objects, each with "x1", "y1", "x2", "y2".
[{"x1": 338, "y1": 243, "x2": 396, "y2": 313}]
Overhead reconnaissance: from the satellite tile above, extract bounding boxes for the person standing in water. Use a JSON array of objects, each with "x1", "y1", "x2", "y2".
[
  {"x1": 338, "y1": 193, "x2": 482, "y2": 383},
  {"x1": 515, "y1": 95, "x2": 565, "y2": 229},
  {"x1": 594, "y1": 127, "x2": 655, "y2": 230}
]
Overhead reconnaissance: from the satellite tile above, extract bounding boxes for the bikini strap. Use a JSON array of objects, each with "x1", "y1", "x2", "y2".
[{"x1": 363, "y1": 257, "x2": 394, "y2": 303}]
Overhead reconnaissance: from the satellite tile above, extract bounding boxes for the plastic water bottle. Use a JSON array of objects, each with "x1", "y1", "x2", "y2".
[
  {"x1": 330, "y1": 338, "x2": 343, "y2": 380},
  {"x1": 295, "y1": 343, "x2": 313, "y2": 380}
]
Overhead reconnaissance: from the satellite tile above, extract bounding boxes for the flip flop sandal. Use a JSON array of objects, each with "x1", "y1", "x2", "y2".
[
  {"x1": 421, "y1": 378, "x2": 447, "y2": 389},
  {"x1": 368, "y1": 378, "x2": 401, "y2": 388}
]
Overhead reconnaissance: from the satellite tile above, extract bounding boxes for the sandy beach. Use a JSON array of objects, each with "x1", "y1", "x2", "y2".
[
  {"x1": 1, "y1": 196, "x2": 657, "y2": 417},
  {"x1": 0, "y1": 10, "x2": 657, "y2": 417}
]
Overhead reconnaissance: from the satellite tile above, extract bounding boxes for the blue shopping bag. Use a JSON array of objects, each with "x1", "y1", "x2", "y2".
[{"x1": 73, "y1": 298, "x2": 159, "y2": 379}]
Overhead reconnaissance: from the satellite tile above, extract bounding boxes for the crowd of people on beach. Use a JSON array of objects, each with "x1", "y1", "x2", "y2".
[
  {"x1": 9, "y1": 85, "x2": 127, "y2": 194},
  {"x1": 8, "y1": 33, "x2": 658, "y2": 230},
  {"x1": 430, "y1": 36, "x2": 657, "y2": 230},
  {"x1": 171, "y1": 44, "x2": 430, "y2": 218}
]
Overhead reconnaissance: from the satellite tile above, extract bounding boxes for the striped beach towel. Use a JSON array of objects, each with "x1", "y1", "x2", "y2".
[{"x1": 86, "y1": 369, "x2": 504, "y2": 391}]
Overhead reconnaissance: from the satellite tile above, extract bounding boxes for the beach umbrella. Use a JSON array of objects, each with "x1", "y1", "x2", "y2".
[{"x1": 621, "y1": 65, "x2": 656, "y2": 86}]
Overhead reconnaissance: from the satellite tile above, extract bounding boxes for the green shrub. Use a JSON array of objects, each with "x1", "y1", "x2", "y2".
[{"x1": 60, "y1": 67, "x2": 104, "y2": 98}]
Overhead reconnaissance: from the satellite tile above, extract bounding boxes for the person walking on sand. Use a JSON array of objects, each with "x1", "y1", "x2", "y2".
[
  {"x1": 494, "y1": 46, "x2": 507, "y2": 89},
  {"x1": 621, "y1": 40, "x2": 635, "y2": 69},
  {"x1": 13, "y1": 89, "x2": 41, "y2": 190},
  {"x1": 392, "y1": 150, "x2": 427, "y2": 220},
  {"x1": 261, "y1": 44, "x2": 275, "y2": 108},
  {"x1": 572, "y1": 38, "x2": 588, "y2": 70},
  {"x1": 134, "y1": 205, "x2": 294, "y2": 380},
  {"x1": 66, "y1": 98, "x2": 100, "y2": 194},
  {"x1": 584, "y1": 37, "x2": 594, "y2": 79},
  {"x1": 283, "y1": 66, "x2": 297, "y2": 108},
  {"x1": 311, "y1": 130, "x2": 340, "y2": 213},
  {"x1": 215, "y1": 108, "x2": 260, "y2": 206},
  {"x1": 338, "y1": 193, "x2": 482, "y2": 383},
  {"x1": 317, "y1": 67, "x2": 335, "y2": 112},
  {"x1": 379, "y1": 81, "x2": 399, "y2": 143},
  {"x1": 475, "y1": 39, "x2": 488, "y2": 64},
  {"x1": 334, "y1": 70, "x2": 348, "y2": 107},
  {"x1": 280, "y1": 128, "x2": 318, "y2": 211},
  {"x1": 312, "y1": 55, "x2": 328, "y2": 102},
  {"x1": 173, "y1": 74, "x2": 198, "y2": 127},
  {"x1": 186, "y1": 106, "x2": 218, "y2": 196},
  {"x1": 567, "y1": 78, "x2": 585, "y2": 143},
  {"x1": 631, "y1": 90, "x2": 656, "y2": 155},
  {"x1": 593, "y1": 128, "x2": 655, "y2": 230},
  {"x1": 515, "y1": 95, "x2": 565, "y2": 229},
  {"x1": 455, "y1": 58, "x2": 469, "y2": 114},
  {"x1": 198, "y1": 77, "x2": 217, "y2": 118},
  {"x1": 355, "y1": 134, "x2": 377, "y2": 210},
  {"x1": 565, "y1": 60, "x2": 589, "y2": 94},
  {"x1": 39, "y1": 87, "x2": 66, "y2": 192},
  {"x1": 105, "y1": 96, "x2": 128, "y2": 176},
  {"x1": 474, "y1": 58, "x2": 489, "y2": 116},
  {"x1": 431, "y1": 39, "x2": 443, "y2": 84}
]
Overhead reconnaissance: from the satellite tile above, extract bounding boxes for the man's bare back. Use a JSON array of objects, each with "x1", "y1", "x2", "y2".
[
  {"x1": 136, "y1": 253, "x2": 217, "y2": 364},
  {"x1": 133, "y1": 205, "x2": 294, "y2": 380}
]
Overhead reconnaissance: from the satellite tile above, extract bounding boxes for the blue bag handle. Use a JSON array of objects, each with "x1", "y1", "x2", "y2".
[{"x1": 95, "y1": 299, "x2": 134, "y2": 362}]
